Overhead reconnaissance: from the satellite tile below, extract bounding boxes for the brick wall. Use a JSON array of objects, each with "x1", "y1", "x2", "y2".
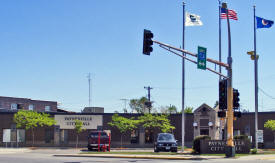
[
  {"x1": 0, "y1": 96, "x2": 57, "y2": 112},
  {"x1": 0, "y1": 112, "x2": 275, "y2": 148}
]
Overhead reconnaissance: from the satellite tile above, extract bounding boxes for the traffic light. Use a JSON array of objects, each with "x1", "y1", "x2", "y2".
[
  {"x1": 219, "y1": 79, "x2": 227, "y2": 110},
  {"x1": 143, "y1": 29, "x2": 154, "y2": 55},
  {"x1": 233, "y1": 89, "x2": 240, "y2": 109},
  {"x1": 234, "y1": 111, "x2": 241, "y2": 118},
  {"x1": 218, "y1": 111, "x2": 226, "y2": 118}
]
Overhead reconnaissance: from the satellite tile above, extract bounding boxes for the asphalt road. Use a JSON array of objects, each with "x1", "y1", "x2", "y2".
[{"x1": 0, "y1": 148, "x2": 274, "y2": 163}]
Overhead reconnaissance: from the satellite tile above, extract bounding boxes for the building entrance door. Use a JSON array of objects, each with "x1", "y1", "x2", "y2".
[{"x1": 200, "y1": 129, "x2": 209, "y2": 136}]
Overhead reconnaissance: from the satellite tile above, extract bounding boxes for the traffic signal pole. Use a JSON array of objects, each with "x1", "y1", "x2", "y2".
[
  {"x1": 143, "y1": 27, "x2": 235, "y2": 157},
  {"x1": 223, "y1": 2, "x2": 235, "y2": 157}
]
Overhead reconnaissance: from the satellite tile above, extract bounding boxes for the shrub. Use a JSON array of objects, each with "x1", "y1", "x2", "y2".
[
  {"x1": 234, "y1": 135, "x2": 249, "y2": 140},
  {"x1": 251, "y1": 148, "x2": 257, "y2": 154},
  {"x1": 192, "y1": 135, "x2": 211, "y2": 154}
]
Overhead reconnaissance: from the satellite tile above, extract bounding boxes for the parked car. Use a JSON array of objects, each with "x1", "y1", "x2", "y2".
[
  {"x1": 87, "y1": 131, "x2": 110, "y2": 151},
  {"x1": 154, "y1": 133, "x2": 177, "y2": 152}
]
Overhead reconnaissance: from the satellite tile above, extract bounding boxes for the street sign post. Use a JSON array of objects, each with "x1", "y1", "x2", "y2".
[
  {"x1": 197, "y1": 46, "x2": 207, "y2": 70},
  {"x1": 257, "y1": 130, "x2": 263, "y2": 143}
]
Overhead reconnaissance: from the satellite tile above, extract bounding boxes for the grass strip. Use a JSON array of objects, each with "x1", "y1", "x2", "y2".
[{"x1": 81, "y1": 152, "x2": 188, "y2": 155}]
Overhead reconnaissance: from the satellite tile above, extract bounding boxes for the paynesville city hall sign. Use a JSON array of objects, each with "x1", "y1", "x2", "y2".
[
  {"x1": 54, "y1": 115, "x2": 103, "y2": 129},
  {"x1": 200, "y1": 140, "x2": 251, "y2": 154}
]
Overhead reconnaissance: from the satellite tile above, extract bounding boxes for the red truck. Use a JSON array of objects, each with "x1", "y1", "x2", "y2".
[{"x1": 87, "y1": 131, "x2": 110, "y2": 151}]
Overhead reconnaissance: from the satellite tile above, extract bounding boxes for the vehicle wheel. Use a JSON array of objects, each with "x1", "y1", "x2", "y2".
[
  {"x1": 88, "y1": 147, "x2": 92, "y2": 151},
  {"x1": 154, "y1": 146, "x2": 159, "y2": 152}
]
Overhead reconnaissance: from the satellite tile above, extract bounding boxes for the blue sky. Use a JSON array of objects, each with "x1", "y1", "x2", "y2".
[{"x1": 0, "y1": 0, "x2": 274, "y2": 113}]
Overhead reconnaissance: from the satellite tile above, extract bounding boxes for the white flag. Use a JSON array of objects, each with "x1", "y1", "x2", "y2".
[{"x1": 185, "y1": 12, "x2": 203, "y2": 26}]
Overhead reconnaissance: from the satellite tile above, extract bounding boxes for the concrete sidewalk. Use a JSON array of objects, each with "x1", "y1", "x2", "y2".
[{"x1": 0, "y1": 147, "x2": 31, "y2": 154}]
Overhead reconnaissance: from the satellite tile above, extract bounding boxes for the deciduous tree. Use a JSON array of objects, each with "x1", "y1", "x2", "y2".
[
  {"x1": 264, "y1": 120, "x2": 275, "y2": 143},
  {"x1": 74, "y1": 119, "x2": 85, "y2": 148},
  {"x1": 108, "y1": 114, "x2": 139, "y2": 148},
  {"x1": 129, "y1": 97, "x2": 149, "y2": 113},
  {"x1": 14, "y1": 110, "x2": 56, "y2": 146}
]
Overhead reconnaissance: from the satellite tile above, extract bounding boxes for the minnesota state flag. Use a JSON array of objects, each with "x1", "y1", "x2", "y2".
[{"x1": 256, "y1": 16, "x2": 274, "y2": 28}]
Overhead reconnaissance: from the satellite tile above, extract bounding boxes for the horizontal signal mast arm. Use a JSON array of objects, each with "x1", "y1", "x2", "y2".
[
  {"x1": 153, "y1": 40, "x2": 229, "y2": 69},
  {"x1": 159, "y1": 45, "x2": 228, "y2": 79}
]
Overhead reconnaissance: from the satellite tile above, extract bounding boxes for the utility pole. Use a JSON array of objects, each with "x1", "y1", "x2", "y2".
[
  {"x1": 222, "y1": 2, "x2": 235, "y2": 157},
  {"x1": 144, "y1": 86, "x2": 153, "y2": 102},
  {"x1": 144, "y1": 86, "x2": 153, "y2": 113},
  {"x1": 120, "y1": 99, "x2": 129, "y2": 113},
  {"x1": 87, "y1": 73, "x2": 91, "y2": 107}
]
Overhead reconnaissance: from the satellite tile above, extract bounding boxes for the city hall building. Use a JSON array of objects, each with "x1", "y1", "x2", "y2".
[{"x1": 0, "y1": 96, "x2": 275, "y2": 148}]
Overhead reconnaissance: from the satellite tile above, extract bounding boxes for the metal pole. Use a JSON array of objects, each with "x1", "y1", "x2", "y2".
[
  {"x1": 181, "y1": 1, "x2": 185, "y2": 152},
  {"x1": 253, "y1": 5, "x2": 259, "y2": 150},
  {"x1": 218, "y1": 0, "x2": 223, "y2": 140},
  {"x1": 153, "y1": 40, "x2": 229, "y2": 68},
  {"x1": 223, "y1": 2, "x2": 235, "y2": 157},
  {"x1": 144, "y1": 86, "x2": 153, "y2": 113},
  {"x1": 219, "y1": 0, "x2": 222, "y2": 80},
  {"x1": 88, "y1": 73, "x2": 91, "y2": 107}
]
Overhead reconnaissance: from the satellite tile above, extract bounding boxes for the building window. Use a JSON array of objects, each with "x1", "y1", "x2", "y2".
[
  {"x1": 145, "y1": 129, "x2": 154, "y2": 143},
  {"x1": 11, "y1": 103, "x2": 17, "y2": 110},
  {"x1": 200, "y1": 129, "x2": 209, "y2": 135},
  {"x1": 200, "y1": 119, "x2": 209, "y2": 127},
  {"x1": 45, "y1": 106, "x2": 51, "y2": 112},
  {"x1": 131, "y1": 130, "x2": 139, "y2": 144},
  {"x1": 29, "y1": 104, "x2": 34, "y2": 111},
  {"x1": 45, "y1": 128, "x2": 54, "y2": 144}
]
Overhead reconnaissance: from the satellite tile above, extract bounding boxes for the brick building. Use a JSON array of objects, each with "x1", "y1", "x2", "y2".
[
  {"x1": 0, "y1": 97, "x2": 275, "y2": 149},
  {"x1": 0, "y1": 96, "x2": 57, "y2": 112}
]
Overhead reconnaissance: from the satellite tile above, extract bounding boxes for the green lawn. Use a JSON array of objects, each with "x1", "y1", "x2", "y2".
[{"x1": 81, "y1": 151, "x2": 187, "y2": 155}]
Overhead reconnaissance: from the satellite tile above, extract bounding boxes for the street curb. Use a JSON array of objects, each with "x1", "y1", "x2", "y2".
[{"x1": 53, "y1": 154, "x2": 210, "y2": 160}]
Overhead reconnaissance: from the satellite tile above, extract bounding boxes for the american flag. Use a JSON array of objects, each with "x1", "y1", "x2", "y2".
[{"x1": 220, "y1": 8, "x2": 238, "y2": 20}]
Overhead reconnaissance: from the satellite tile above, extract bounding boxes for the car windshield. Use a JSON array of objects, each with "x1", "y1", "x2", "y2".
[
  {"x1": 89, "y1": 132, "x2": 108, "y2": 138},
  {"x1": 158, "y1": 134, "x2": 174, "y2": 141}
]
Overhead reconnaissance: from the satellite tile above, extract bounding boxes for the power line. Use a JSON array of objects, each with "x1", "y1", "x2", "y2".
[{"x1": 259, "y1": 87, "x2": 275, "y2": 99}]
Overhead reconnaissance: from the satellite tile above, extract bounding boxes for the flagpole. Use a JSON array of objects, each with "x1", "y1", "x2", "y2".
[
  {"x1": 181, "y1": 1, "x2": 186, "y2": 153},
  {"x1": 253, "y1": 5, "x2": 259, "y2": 150},
  {"x1": 218, "y1": 0, "x2": 224, "y2": 141},
  {"x1": 219, "y1": 0, "x2": 222, "y2": 80}
]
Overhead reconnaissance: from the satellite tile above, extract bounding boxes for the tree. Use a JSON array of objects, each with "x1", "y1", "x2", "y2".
[
  {"x1": 138, "y1": 114, "x2": 175, "y2": 142},
  {"x1": 160, "y1": 105, "x2": 178, "y2": 114},
  {"x1": 14, "y1": 110, "x2": 56, "y2": 146},
  {"x1": 214, "y1": 101, "x2": 219, "y2": 108},
  {"x1": 264, "y1": 120, "x2": 275, "y2": 131},
  {"x1": 74, "y1": 119, "x2": 85, "y2": 148},
  {"x1": 264, "y1": 120, "x2": 275, "y2": 143},
  {"x1": 178, "y1": 106, "x2": 193, "y2": 114},
  {"x1": 123, "y1": 108, "x2": 128, "y2": 113},
  {"x1": 108, "y1": 114, "x2": 139, "y2": 148},
  {"x1": 184, "y1": 106, "x2": 193, "y2": 113},
  {"x1": 129, "y1": 97, "x2": 149, "y2": 113}
]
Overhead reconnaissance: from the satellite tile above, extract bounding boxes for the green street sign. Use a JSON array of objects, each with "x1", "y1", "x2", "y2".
[{"x1": 197, "y1": 46, "x2": 207, "y2": 70}]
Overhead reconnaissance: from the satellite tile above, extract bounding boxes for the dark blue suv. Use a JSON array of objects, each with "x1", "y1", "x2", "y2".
[{"x1": 154, "y1": 133, "x2": 177, "y2": 152}]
